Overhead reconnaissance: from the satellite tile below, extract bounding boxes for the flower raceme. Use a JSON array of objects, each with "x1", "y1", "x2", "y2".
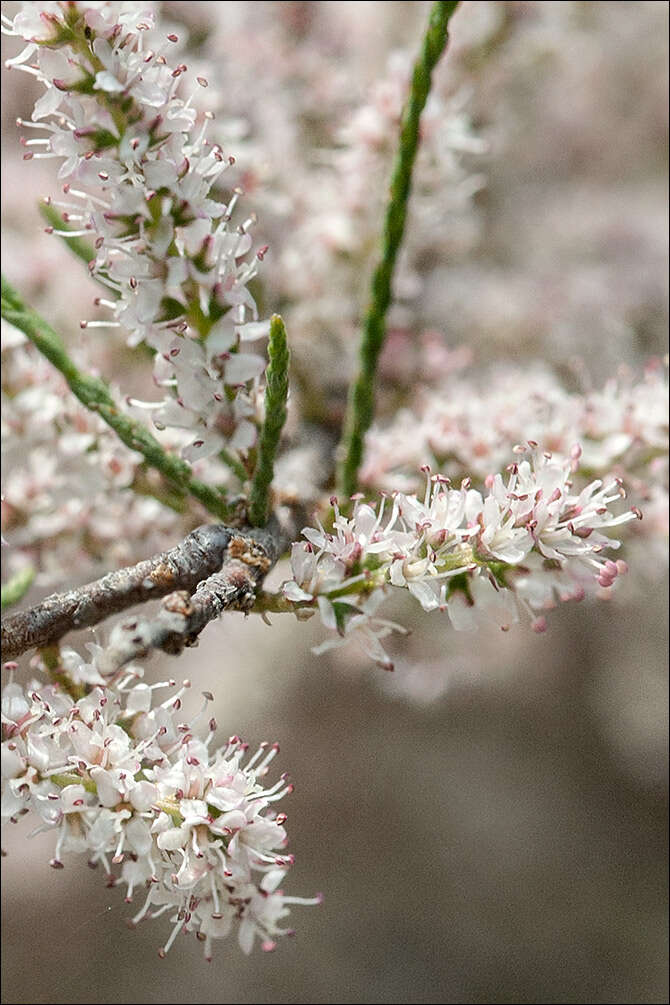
[
  {"x1": 360, "y1": 360, "x2": 669, "y2": 501},
  {"x1": 1, "y1": 660, "x2": 320, "y2": 960},
  {"x1": 283, "y1": 445, "x2": 640, "y2": 669},
  {"x1": 2, "y1": 1, "x2": 269, "y2": 464}
]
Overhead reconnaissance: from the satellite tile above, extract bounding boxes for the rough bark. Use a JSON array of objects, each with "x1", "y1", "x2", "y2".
[{"x1": 1, "y1": 524, "x2": 283, "y2": 663}]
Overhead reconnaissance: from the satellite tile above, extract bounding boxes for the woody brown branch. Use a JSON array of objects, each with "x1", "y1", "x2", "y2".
[
  {"x1": 99, "y1": 542, "x2": 273, "y2": 673},
  {"x1": 1, "y1": 524, "x2": 283, "y2": 663}
]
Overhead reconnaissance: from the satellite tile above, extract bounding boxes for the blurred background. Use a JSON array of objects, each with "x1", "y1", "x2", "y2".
[{"x1": 1, "y1": 2, "x2": 668, "y2": 1003}]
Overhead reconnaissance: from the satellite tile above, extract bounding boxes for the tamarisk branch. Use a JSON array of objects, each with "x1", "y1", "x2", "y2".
[
  {"x1": 1, "y1": 524, "x2": 285, "y2": 663},
  {"x1": 99, "y1": 534, "x2": 277, "y2": 673}
]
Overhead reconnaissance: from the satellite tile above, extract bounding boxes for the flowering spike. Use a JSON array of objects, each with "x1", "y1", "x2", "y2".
[
  {"x1": 2, "y1": 658, "x2": 316, "y2": 960},
  {"x1": 284, "y1": 449, "x2": 639, "y2": 667}
]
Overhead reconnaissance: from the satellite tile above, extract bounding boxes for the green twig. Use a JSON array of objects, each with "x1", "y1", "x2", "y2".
[
  {"x1": 1, "y1": 275, "x2": 232, "y2": 522},
  {"x1": 336, "y1": 1, "x2": 459, "y2": 498},
  {"x1": 1, "y1": 566, "x2": 36, "y2": 612},
  {"x1": 248, "y1": 315, "x2": 290, "y2": 526},
  {"x1": 252, "y1": 590, "x2": 314, "y2": 617},
  {"x1": 219, "y1": 446, "x2": 250, "y2": 484}
]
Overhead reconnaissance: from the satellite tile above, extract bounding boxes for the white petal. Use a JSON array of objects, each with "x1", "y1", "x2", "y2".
[{"x1": 225, "y1": 353, "x2": 266, "y2": 385}]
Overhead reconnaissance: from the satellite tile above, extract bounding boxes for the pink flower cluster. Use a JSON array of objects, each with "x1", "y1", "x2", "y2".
[
  {"x1": 4, "y1": 1, "x2": 269, "y2": 464},
  {"x1": 2, "y1": 656, "x2": 319, "y2": 960},
  {"x1": 284, "y1": 445, "x2": 638, "y2": 668},
  {"x1": 1, "y1": 337, "x2": 182, "y2": 584},
  {"x1": 361, "y1": 361, "x2": 668, "y2": 532}
]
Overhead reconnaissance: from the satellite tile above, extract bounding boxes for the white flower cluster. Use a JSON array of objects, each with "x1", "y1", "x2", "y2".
[
  {"x1": 1, "y1": 338, "x2": 183, "y2": 583},
  {"x1": 3, "y1": 1, "x2": 269, "y2": 463},
  {"x1": 361, "y1": 362, "x2": 669, "y2": 522},
  {"x1": 1, "y1": 657, "x2": 319, "y2": 960},
  {"x1": 284, "y1": 445, "x2": 639, "y2": 669}
]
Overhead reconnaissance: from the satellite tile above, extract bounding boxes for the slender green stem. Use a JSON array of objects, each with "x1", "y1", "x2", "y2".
[
  {"x1": 1, "y1": 276, "x2": 232, "y2": 521},
  {"x1": 219, "y1": 446, "x2": 250, "y2": 484},
  {"x1": 1, "y1": 566, "x2": 36, "y2": 612},
  {"x1": 248, "y1": 315, "x2": 290, "y2": 526},
  {"x1": 252, "y1": 591, "x2": 313, "y2": 616},
  {"x1": 336, "y1": 1, "x2": 460, "y2": 498}
]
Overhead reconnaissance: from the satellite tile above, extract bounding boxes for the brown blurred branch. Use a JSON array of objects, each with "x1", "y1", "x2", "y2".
[{"x1": 1, "y1": 524, "x2": 287, "y2": 663}]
